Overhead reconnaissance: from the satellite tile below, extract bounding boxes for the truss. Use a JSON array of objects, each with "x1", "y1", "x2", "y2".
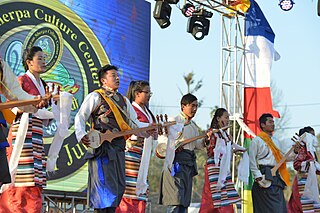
[{"x1": 187, "y1": 0, "x2": 247, "y2": 212}]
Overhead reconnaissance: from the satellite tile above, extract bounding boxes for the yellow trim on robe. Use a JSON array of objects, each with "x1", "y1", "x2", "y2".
[
  {"x1": 258, "y1": 131, "x2": 291, "y2": 186},
  {"x1": 95, "y1": 88, "x2": 131, "y2": 139}
]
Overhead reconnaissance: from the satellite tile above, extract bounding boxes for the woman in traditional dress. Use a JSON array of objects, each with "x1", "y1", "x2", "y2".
[
  {"x1": 288, "y1": 126, "x2": 320, "y2": 213},
  {"x1": 0, "y1": 46, "x2": 55, "y2": 213},
  {"x1": 199, "y1": 108, "x2": 245, "y2": 213},
  {"x1": 116, "y1": 80, "x2": 156, "y2": 213}
]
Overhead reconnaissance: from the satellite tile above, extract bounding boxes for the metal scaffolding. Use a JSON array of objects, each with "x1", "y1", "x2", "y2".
[
  {"x1": 188, "y1": 1, "x2": 247, "y2": 212},
  {"x1": 187, "y1": 0, "x2": 246, "y2": 145}
]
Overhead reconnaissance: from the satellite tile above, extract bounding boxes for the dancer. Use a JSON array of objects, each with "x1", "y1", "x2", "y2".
[
  {"x1": 0, "y1": 59, "x2": 47, "y2": 189},
  {"x1": 159, "y1": 93, "x2": 207, "y2": 213},
  {"x1": 199, "y1": 108, "x2": 244, "y2": 213},
  {"x1": 288, "y1": 126, "x2": 320, "y2": 213},
  {"x1": 75, "y1": 65, "x2": 152, "y2": 213},
  {"x1": 249, "y1": 113, "x2": 299, "y2": 213},
  {"x1": 0, "y1": 46, "x2": 55, "y2": 213},
  {"x1": 116, "y1": 80, "x2": 156, "y2": 213}
]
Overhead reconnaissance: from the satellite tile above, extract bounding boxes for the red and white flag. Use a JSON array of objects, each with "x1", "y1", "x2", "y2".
[{"x1": 244, "y1": 0, "x2": 280, "y2": 136}]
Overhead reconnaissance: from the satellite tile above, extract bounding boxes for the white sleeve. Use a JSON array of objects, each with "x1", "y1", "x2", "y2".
[
  {"x1": 249, "y1": 137, "x2": 263, "y2": 179},
  {"x1": 74, "y1": 92, "x2": 100, "y2": 142},
  {"x1": 2, "y1": 61, "x2": 37, "y2": 113},
  {"x1": 275, "y1": 137, "x2": 296, "y2": 162},
  {"x1": 33, "y1": 108, "x2": 54, "y2": 119}
]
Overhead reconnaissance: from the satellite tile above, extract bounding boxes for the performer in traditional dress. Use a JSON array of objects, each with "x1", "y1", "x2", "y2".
[
  {"x1": 288, "y1": 126, "x2": 320, "y2": 213},
  {"x1": 0, "y1": 59, "x2": 47, "y2": 189},
  {"x1": 0, "y1": 46, "x2": 56, "y2": 213},
  {"x1": 199, "y1": 108, "x2": 245, "y2": 213},
  {"x1": 75, "y1": 65, "x2": 152, "y2": 213},
  {"x1": 249, "y1": 113, "x2": 299, "y2": 213},
  {"x1": 116, "y1": 80, "x2": 156, "y2": 213},
  {"x1": 159, "y1": 93, "x2": 207, "y2": 213}
]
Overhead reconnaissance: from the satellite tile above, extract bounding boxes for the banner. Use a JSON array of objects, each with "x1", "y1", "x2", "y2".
[{"x1": 0, "y1": 0, "x2": 151, "y2": 192}]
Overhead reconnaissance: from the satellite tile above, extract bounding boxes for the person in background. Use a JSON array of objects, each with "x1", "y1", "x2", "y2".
[
  {"x1": 288, "y1": 126, "x2": 320, "y2": 213},
  {"x1": 0, "y1": 46, "x2": 54, "y2": 213},
  {"x1": 116, "y1": 80, "x2": 156, "y2": 213},
  {"x1": 199, "y1": 108, "x2": 245, "y2": 213},
  {"x1": 75, "y1": 65, "x2": 152, "y2": 213}
]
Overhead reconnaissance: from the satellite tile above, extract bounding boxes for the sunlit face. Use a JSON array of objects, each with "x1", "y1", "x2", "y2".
[
  {"x1": 27, "y1": 51, "x2": 46, "y2": 73},
  {"x1": 217, "y1": 111, "x2": 229, "y2": 128},
  {"x1": 100, "y1": 69, "x2": 120, "y2": 90},
  {"x1": 135, "y1": 85, "x2": 152, "y2": 105},
  {"x1": 261, "y1": 117, "x2": 275, "y2": 133},
  {"x1": 182, "y1": 100, "x2": 198, "y2": 120}
]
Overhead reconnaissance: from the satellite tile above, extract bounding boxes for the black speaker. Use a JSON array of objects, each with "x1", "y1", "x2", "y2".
[{"x1": 318, "y1": 0, "x2": 320, "y2": 16}]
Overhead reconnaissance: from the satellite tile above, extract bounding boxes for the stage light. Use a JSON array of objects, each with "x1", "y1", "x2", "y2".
[
  {"x1": 187, "y1": 16, "x2": 210, "y2": 40},
  {"x1": 187, "y1": 9, "x2": 212, "y2": 40},
  {"x1": 279, "y1": 0, "x2": 294, "y2": 11},
  {"x1": 153, "y1": 0, "x2": 179, "y2": 29}
]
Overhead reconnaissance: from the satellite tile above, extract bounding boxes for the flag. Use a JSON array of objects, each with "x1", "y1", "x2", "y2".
[
  {"x1": 224, "y1": 0, "x2": 251, "y2": 13},
  {"x1": 243, "y1": 1, "x2": 280, "y2": 212},
  {"x1": 244, "y1": 0, "x2": 280, "y2": 135}
]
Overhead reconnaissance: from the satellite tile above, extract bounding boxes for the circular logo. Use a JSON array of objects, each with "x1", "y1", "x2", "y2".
[
  {"x1": 23, "y1": 23, "x2": 63, "y2": 72},
  {"x1": 0, "y1": 0, "x2": 109, "y2": 191}
]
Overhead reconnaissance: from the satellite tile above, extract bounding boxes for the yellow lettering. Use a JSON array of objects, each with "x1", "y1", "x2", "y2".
[
  {"x1": 8, "y1": 11, "x2": 14, "y2": 20},
  {"x1": 0, "y1": 10, "x2": 31, "y2": 26},
  {"x1": 23, "y1": 10, "x2": 31, "y2": 19},
  {"x1": 65, "y1": 27, "x2": 72, "y2": 35},
  {"x1": 54, "y1": 163, "x2": 59, "y2": 171},
  {"x1": 84, "y1": 52, "x2": 90, "y2": 60},
  {"x1": 2, "y1": 14, "x2": 9, "y2": 22},
  {"x1": 15, "y1": 11, "x2": 23, "y2": 22},
  {"x1": 63, "y1": 143, "x2": 73, "y2": 166},
  {"x1": 92, "y1": 72, "x2": 98, "y2": 80},
  {"x1": 72, "y1": 97, "x2": 79, "y2": 111},
  {"x1": 79, "y1": 41, "x2": 88, "y2": 52},
  {"x1": 71, "y1": 33, "x2": 77, "y2": 41},
  {"x1": 71, "y1": 143, "x2": 85, "y2": 159},
  {"x1": 34, "y1": 8, "x2": 44, "y2": 20}
]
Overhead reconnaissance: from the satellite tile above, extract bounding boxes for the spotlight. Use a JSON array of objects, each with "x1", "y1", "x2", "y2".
[
  {"x1": 187, "y1": 9, "x2": 212, "y2": 40},
  {"x1": 187, "y1": 16, "x2": 210, "y2": 40},
  {"x1": 153, "y1": 1, "x2": 172, "y2": 29}
]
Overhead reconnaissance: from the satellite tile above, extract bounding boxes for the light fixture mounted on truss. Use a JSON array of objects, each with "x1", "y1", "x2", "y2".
[
  {"x1": 186, "y1": 8, "x2": 213, "y2": 40},
  {"x1": 153, "y1": 0, "x2": 180, "y2": 29}
]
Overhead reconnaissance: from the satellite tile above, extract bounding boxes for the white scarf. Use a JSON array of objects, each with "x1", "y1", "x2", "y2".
[
  {"x1": 214, "y1": 131, "x2": 232, "y2": 189},
  {"x1": 132, "y1": 102, "x2": 154, "y2": 196},
  {"x1": 302, "y1": 133, "x2": 320, "y2": 203},
  {"x1": 47, "y1": 92, "x2": 73, "y2": 172}
]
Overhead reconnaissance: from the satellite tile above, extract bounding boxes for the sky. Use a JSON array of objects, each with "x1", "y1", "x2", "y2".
[{"x1": 146, "y1": 0, "x2": 320, "y2": 139}]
